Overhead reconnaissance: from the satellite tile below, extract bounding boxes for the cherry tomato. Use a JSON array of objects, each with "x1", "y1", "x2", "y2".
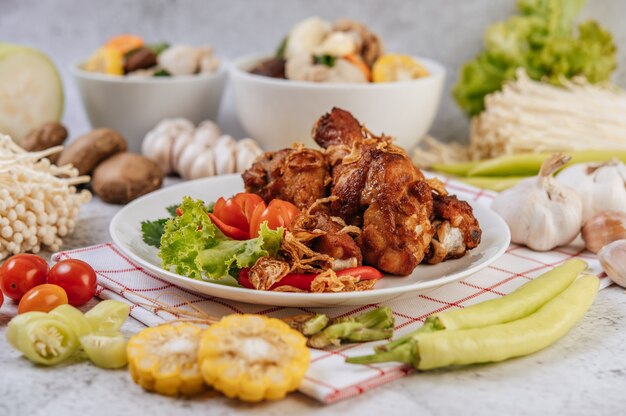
[
  {"x1": 0, "y1": 254, "x2": 49, "y2": 301},
  {"x1": 249, "y1": 199, "x2": 300, "y2": 238},
  {"x1": 18, "y1": 284, "x2": 68, "y2": 314},
  {"x1": 47, "y1": 259, "x2": 97, "y2": 306},
  {"x1": 210, "y1": 193, "x2": 266, "y2": 240},
  {"x1": 208, "y1": 213, "x2": 250, "y2": 240}
]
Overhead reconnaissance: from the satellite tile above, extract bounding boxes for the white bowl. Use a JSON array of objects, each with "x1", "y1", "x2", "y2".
[
  {"x1": 71, "y1": 64, "x2": 227, "y2": 152},
  {"x1": 230, "y1": 54, "x2": 445, "y2": 151}
]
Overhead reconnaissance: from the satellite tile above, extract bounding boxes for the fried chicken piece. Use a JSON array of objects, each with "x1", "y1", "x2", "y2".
[
  {"x1": 242, "y1": 147, "x2": 331, "y2": 209},
  {"x1": 426, "y1": 195, "x2": 482, "y2": 264},
  {"x1": 289, "y1": 210, "x2": 362, "y2": 269},
  {"x1": 313, "y1": 108, "x2": 481, "y2": 274},
  {"x1": 313, "y1": 108, "x2": 435, "y2": 275}
]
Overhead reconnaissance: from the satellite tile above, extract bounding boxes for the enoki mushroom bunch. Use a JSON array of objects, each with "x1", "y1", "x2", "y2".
[
  {"x1": 413, "y1": 70, "x2": 626, "y2": 167},
  {"x1": 0, "y1": 135, "x2": 91, "y2": 259}
]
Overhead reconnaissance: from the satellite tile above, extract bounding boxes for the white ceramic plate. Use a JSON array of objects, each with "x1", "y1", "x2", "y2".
[{"x1": 110, "y1": 174, "x2": 510, "y2": 307}]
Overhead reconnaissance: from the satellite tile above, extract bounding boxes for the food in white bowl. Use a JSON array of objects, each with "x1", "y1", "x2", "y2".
[
  {"x1": 72, "y1": 64, "x2": 227, "y2": 153},
  {"x1": 231, "y1": 53, "x2": 444, "y2": 151},
  {"x1": 251, "y1": 17, "x2": 428, "y2": 84},
  {"x1": 82, "y1": 34, "x2": 220, "y2": 77},
  {"x1": 231, "y1": 17, "x2": 443, "y2": 151}
]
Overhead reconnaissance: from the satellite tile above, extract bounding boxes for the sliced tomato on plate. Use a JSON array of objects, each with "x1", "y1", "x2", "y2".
[
  {"x1": 209, "y1": 193, "x2": 299, "y2": 240},
  {"x1": 249, "y1": 199, "x2": 300, "y2": 238}
]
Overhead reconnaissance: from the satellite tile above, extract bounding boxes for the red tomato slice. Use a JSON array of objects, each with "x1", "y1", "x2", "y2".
[
  {"x1": 249, "y1": 199, "x2": 300, "y2": 238},
  {"x1": 208, "y1": 213, "x2": 250, "y2": 240},
  {"x1": 211, "y1": 193, "x2": 266, "y2": 239},
  {"x1": 233, "y1": 193, "x2": 264, "y2": 220}
]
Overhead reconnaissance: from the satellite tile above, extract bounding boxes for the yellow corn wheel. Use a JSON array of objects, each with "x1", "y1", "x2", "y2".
[
  {"x1": 126, "y1": 323, "x2": 205, "y2": 396},
  {"x1": 198, "y1": 314, "x2": 310, "y2": 402},
  {"x1": 372, "y1": 54, "x2": 429, "y2": 83},
  {"x1": 83, "y1": 47, "x2": 124, "y2": 75}
]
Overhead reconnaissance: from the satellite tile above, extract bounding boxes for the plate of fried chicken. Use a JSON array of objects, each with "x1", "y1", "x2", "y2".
[{"x1": 111, "y1": 109, "x2": 510, "y2": 307}]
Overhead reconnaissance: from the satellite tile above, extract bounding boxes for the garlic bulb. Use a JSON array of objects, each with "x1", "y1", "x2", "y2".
[
  {"x1": 141, "y1": 118, "x2": 195, "y2": 174},
  {"x1": 491, "y1": 154, "x2": 583, "y2": 251},
  {"x1": 581, "y1": 211, "x2": 626, "y2": 253},
  {"x1": 597, "y1": 239, "x2": 626, "y2": 288},
  {"x1": 557, "y1": 160, "x2": 626, "y2": 221},
  {"x1": 142, "y1": 118, "x2": 263, "y2": 180}
]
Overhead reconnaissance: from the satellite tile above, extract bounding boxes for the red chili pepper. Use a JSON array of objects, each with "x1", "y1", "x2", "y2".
[
  {"x1": 208, "y1": 213, "x2": 250, "y2": 240},
  {"x1": 336, "y1": 266, "x2": 384, "y2": 281},
  {"x1": 237, "y1": 266, "x2": 384, "y2": 291},
  {"x1": 175, "y1": 207, "x2": 183, "y2": 217},
  {"x1": 238, "y1": 268, "x2": 254, "y2": 289}
]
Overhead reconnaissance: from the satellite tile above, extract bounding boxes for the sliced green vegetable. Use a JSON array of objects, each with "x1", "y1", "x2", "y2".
[
  {"x1": 313, "y1": 54, "x2": 336, "y2": 67},
  {"x1": 379, "y1": 259, "x2": 587, "y2": 352},
  {"x1": 6, "y1": 311, "x2": 48, "y2": 349},
  {"x1": 80, "y1": 331, "x2": 128, "y2": 369},
  {"x1": 308, "y1": 307, "x2": 394, "y2": 348},
  {"x1": 49, "y1": 304, "x2": 93, "y2": 337},
  {"x1": 12, "y1": 318, "x2": 79, "y2": 366},
  {"x1": 349, "y1": 275, "x2": 599, "y2": 370},
  {"x1": 84, "y1": 300, "x2": 130, "y2": 332},
  {"x1": 153, "y1": 69, "x2": 171, "y2": 77}
]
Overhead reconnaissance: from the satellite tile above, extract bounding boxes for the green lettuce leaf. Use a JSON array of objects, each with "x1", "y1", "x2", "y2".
[
  {"x1": 158, "y1": 197, "x2": 284, "y2": 284},
  {"x1": 453, "y1": 0, "x2": 616, "y2": 116},
  {"x1": 159, "y1": 197, "x2": 217, "y2": 280},
  {"x1": 195, "y1": 222, "x2": 283, "y2": 281}
]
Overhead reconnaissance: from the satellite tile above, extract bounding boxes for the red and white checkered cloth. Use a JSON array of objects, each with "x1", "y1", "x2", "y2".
[{"x1": 51, "y1": 180, "x2": 611, "y2": 404}]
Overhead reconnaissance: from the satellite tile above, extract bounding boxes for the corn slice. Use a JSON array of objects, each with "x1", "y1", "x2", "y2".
[
  {"x1": 198, "y1": 314, "x2": 310, "y2": 402},
  {"x1": 126, "y1": 323, "x2": 205, "y2": 396}
]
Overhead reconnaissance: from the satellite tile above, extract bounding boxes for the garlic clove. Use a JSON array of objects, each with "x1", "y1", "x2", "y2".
[
  {"x1": 194, "y1": 120, "x2": 221, "y2": 147},
  {"x1": 235, "y1": 138, "x2": 263, "y2": 172},
  {"x1": 142, "y1": 118, "x2": 194, "y2": 175},
  {"x1": 141, "y1": 130, "x2": 175, "y2": 174},
  {"x1": 213, "y1": 135, "x2": 237, "y2": 175},
  {"x1": 178, "y1": 142, "x2": 208, "y2": 180},
  {"x1": 581, "y1": 210, "x2": 626, "y2": 253},
  {"x1": 597, "y1": 239, "x2": 626, "y2": 288},
  {"x1": 152, "y1": 118, "x2": 194, "y2": 136},
  {"x1": 171, "y1": 130, "x2": 194, "y2": 174},
  {"x1": 187, "y1": 149, "x2": 216, "y2": 179}
]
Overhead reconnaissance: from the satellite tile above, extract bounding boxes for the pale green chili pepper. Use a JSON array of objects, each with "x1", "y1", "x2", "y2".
[
  {"x1": 456, "y1": 176, "x2": 528, "y2": 192},
  {"x1": 379, "y1": 259, "x2": 587, "y2": 352},
  {"x1": 348, "y1": 275, "x2": 599, "y2": 370},
  {"x1": 466, "y1": 150, "x2": 626, "y2": 177},
  {"x1": 430, "y1": 161, "x2": 479, "y2": 176}
]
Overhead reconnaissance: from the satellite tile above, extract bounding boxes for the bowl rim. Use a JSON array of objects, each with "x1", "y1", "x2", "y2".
[
  {"x1": 230, "y1": 53, "x2": 445, "y2": 90},
  {"x1": 69, "y1": 59, "x2": 228, "y2": 84}
]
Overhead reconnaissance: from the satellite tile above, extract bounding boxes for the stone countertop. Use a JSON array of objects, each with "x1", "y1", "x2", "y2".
[{"x1": 1, "y1": 195, "x2": 626, "y2": 416}]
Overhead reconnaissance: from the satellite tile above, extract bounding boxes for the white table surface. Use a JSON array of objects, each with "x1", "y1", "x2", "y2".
[{"x1": 1, "y1": 192, "x2": 626, "y2": 416}]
